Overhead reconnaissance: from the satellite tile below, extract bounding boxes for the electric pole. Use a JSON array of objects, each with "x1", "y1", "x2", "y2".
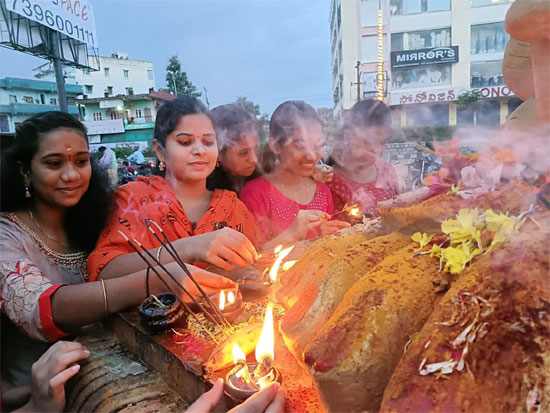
[{"x1": 355, "y1": 60, "x2": 361, "y2": 101}]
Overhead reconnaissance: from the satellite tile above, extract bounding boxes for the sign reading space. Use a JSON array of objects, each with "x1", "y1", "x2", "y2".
[{"x1": 7, "y1": 0, "x2": 98, "y2": 47}]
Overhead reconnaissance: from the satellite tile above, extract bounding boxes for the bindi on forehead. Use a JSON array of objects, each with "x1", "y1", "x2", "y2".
[{"x1": 65, "y1": 143, "x2": 73, "y2": 161}]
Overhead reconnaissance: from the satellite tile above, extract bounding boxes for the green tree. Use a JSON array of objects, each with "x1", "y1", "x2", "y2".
[
  {"x1": 457, "y1": 89, "x2": 483, "y2": 125},
  {"x1": 165, "y1": 55, "x2": 201, "y2": 98},
  {"x1": 232, "y1": 97, "x2": 270, "y2": 142},
  {"x1": 234, "y1": 96, "x2": 261, "y2": 118}
]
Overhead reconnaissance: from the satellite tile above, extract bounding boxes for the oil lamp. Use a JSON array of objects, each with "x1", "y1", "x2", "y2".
[{"x1": 224, "y1": 303, "x2": 282, "y2": 401}]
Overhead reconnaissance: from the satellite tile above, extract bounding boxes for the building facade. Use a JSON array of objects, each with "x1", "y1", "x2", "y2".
[
  {"x1": 33, "y1": 52, "x2": 155, "y2": 99},
  {"x1": 79, "y1": 89, "x2": 175, "y2": 149},
  {"x1": 0, "y1": 77, "x2": 82, "y2": 134},
  {"x1": 330, "y1": 0, "x2": 520, "y2": 127}
]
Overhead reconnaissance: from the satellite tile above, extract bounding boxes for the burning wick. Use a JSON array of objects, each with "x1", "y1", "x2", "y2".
[
  {"x1": 218, "y1": 290, "x2": 237, "y2": 311},
  {"x1": 232, "y1": 342, "x2": 250, "y2": 382},
  {"x1": 268, "y1": 246, "x2": 295, "y2": 282},
  {"x1": 254, "y1": 303, "x2": 274, "y2": 377},
  {"x1": 225, "y1": 303, "x2": 279, "y2": 400},
  {"x1": 282, "y1": 260, "x2": 297, "y2": 272},
  {"x1": 331, "y1": 204, "x2": 362, "y2": 218}
]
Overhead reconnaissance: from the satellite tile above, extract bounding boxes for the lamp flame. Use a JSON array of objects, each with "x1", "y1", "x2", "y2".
[
  {"x1": 228, "y1": 291, "x2": 235, "y2": 304},
  {"x1": 255, "y1": 303, "x2": 274, "y2": 364},
  {"x1": 282, "y1": 260, "x2": 298, "y2": 272},
  {"x1": 268, "y1": 246, "x2": 295, "y2": 282},
  {"x1": 219, "y1": 290, "x2": 226, "y2": 311},
  {"x1": 232, "y1": 342, "x2": 247, "y2": 379},
  {"x1": 349, "y1": 207, "x2": 361, "y2": 217}
]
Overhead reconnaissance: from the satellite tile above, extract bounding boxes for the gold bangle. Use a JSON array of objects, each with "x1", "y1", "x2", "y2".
[
  {"x1": 100, "y1": 279, "x2": 109, "y2": 318},
  {"x1": 156, "y1": 245, "x2": 164, "y2": 262}
]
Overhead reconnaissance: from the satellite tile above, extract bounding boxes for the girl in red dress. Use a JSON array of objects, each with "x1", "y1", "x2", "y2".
[{"x1": 327, "y1": 100, "x2": 399, "y2": 218}]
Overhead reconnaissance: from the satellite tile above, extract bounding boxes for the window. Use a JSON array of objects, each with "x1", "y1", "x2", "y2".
[
  {"x1": 85, "y1": 85, "x2": 93, "y2": 94},
  {"x1": 106, "y1": 86, "x2": 113, "y2": 96},
  {"x1": 82, "y1": 68, "x2": 90, "y2": 75},
  {"x1": 93, "y1": 112, "x2": 103, "y2": 121},
  {"x1": 40, "y1": 94, "x2": 45, "y2": 104},
  {"x1": 109, "y1": 111, "x2": 119, "y2": 120},
  {"x1": 362, "y1": 35, "x2": 388, "y2": 63},
  {"x1": 104, "y1": 67, "x2": 110, "y2": 77},
  {"x1": 471, "y1": 23, "x2": 509, "y2": 55},
  {"x1": 361, "y1": 0, "x2": 380, "y2": 27},
  {"x1": 147, "y1": 70, "x2": 154, "y2": 80},
  {"x1": 470, "y1": 61, "x2": 505, "y2": 88},
  {"x1": 406, "y1": 104, "x2": 449, "y2": 126},
  {"x1": 123, "y1": 69, "x2": 129, "y2": 79},
  {"x1": 135, "y1": 109, "x2": 143, "y2": 118},
  {"x1": 457, "y1": 101, "x2": 500, "y2": 126},
  {"x1": 9, "y1": 95, "x2": 17, "y2": 103},
  {"x1": 390, "y1": 0, "x2": 450, "y2": 15},
  {"x1": 126, "y1": 87, "x2": 134, "y2": 95},
  {"x1": 50, "y1": 98, "x2": 57, "y2": 105},
  {"x1": 0, "y1": 115, "x2": 9, "y2": 133},
  {"x1": 23, "y1": 96, "x2": 34, "y2": 104},
  {"x1": 392, "y1": 27, "x2": 451, "y2": 51},
  {"x1": 392, "y1": 65, "x2": 452, "y2": 89}
]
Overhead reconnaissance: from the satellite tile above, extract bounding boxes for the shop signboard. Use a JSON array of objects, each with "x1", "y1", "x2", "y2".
[
  {"x1": 390, "y1": 85, "x2": 515, "y2": 106},
  {"x1": 84, "y1": 119, "x2": 124, "y2": 135},
  {"x1": 391, "y1": 46, "x2": 459, "y2": 68}
]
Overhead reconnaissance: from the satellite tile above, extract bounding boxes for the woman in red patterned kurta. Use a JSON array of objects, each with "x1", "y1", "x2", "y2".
[
  {"x1": 327, "y1": 100, "x2": 399, "y2": 219},
  {"x1": 88, "y1": 97, "x2": 258, "y2": 281}
]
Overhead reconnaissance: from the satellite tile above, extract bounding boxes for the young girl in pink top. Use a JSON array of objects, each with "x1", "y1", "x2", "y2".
[
  {"x1": 328, "y1": 99, "x2": 399, "y2": 218},
  {"x1": 240, "y1": 101, "x2": 349, "y2": 248}
]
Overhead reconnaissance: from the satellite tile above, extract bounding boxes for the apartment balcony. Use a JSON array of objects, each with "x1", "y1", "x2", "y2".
[
  {"x1": 123, "y1": 116, "x2": 155, "y2": 130},
  {"x1": 0, "y1": 103, "x2": 80, "y2": 116}
]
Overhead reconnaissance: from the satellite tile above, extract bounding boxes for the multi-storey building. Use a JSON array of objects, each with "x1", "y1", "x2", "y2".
[
  {"x1": 79, "y1": 89, "x2": 175, "y2": 149},
  {"x1": 330, "y1": 0, "x2": 520, "y2": 128},
  {"x1": 0, "y1": 77, "x2": 82, "y2": 134},
  {"x1": 33, "y1": 52, "x2": 155, "y2": 99}
]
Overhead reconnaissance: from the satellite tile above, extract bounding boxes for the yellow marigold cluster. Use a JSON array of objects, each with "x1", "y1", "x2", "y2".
[{"x1": 412, "y1": 209, "x2": 524, "y2": 274}]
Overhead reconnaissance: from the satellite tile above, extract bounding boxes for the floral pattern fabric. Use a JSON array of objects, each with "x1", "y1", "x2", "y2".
[
  {"x1": 0, "y1": 214, "x2": 86, "y2": 342},
  {"x1": 87, "y1": 175, "x2": 258, "y2": 281}
]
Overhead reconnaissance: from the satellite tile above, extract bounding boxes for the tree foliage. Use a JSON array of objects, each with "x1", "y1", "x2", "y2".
[
  {"x1": 165, "y1": 55, "x2": 201, "y2": 98},
  {"x1": 234, "y1": 96, "x2": 261, "y2": 118},
  {"x1": 457, "y1": 89, "x2": 482, "y2": 106}
]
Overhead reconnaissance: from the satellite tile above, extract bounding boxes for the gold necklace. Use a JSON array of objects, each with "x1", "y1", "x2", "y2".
[{"x1": 28, "y1": 211, "x2": 71, "y2": 248}]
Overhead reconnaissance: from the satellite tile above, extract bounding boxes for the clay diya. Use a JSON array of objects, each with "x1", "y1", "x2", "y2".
[
  {"x1": 138, "y1": 292, "x2": 186, "y2": 333},
  {"x1": 223, "y1": 303, "x2": 281, "y2": 401},
  {"x1": 192, "y1": 290, "x2": 246, "y2": 324}
]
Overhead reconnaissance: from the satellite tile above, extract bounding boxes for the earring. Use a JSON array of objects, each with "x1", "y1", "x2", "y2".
[
  {"x1": 159, "y1": 161, "x2": 165, "y2": 171},
  {"x1": 274, "y1": 156, "x2": 280, "y2": 166},
  {"x1": 25, "y1": 186, "x2": 31, "y2": 198}
]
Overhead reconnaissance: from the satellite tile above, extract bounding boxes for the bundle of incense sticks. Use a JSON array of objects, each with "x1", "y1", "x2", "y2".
[{"x1": 118, "y1": 221, "x2": 235, "y2": 342}]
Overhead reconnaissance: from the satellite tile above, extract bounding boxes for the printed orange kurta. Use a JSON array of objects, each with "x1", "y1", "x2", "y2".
[{"x1": 87, "y1": 176, "x2": 257, "y2": 281}]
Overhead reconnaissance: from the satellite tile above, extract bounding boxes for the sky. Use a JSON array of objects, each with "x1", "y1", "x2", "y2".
[{"x1": 0, "y1": 0, "x2": 334, "y2": 115}]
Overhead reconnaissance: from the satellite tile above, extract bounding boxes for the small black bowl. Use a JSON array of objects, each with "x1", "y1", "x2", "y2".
[{"x1": 138, "y1": 292, "x2": 186, "y2": 333}]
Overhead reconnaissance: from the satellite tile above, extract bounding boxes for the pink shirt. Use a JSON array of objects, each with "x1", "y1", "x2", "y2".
[
  {"x1": 240, "y1": 177, "x2": 334, "y2": 244},
  {"x1": 327, "y1": 159, "x2": 399, "y2": 217}
]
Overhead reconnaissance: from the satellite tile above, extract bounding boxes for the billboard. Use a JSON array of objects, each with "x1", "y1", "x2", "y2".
[
  {"x1": 391, "y1": 46, "x2": 459, "y2": 68},
  {"x1": 6, "y1": 0, "x2": 97, "y2": 47}
]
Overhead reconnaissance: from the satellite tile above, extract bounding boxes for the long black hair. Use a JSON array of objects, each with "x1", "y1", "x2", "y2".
[
  {"x1": 207, "y1": 103, "x2": 260, "y2": 192},
  {"x1": 0, "y1": 111, "x2": 112, "y2": 252},
  {"x1": 152, "y1": 97, "x2": 214, "y2": 177}
]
